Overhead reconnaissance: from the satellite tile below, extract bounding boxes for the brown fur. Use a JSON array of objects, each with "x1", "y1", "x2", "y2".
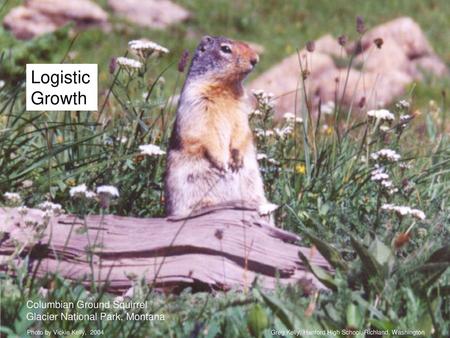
[{"x1": 165, "y1": 37, "x2": 271, "y2": 218}]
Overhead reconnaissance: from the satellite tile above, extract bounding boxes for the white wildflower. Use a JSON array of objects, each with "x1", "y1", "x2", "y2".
[
  {"x1": 114, "y1": 296, "x2": 125, "y2": 304},
  {"x1": 283, "y1": 112, "x2": 295, "y2": 121},
  {"x1": 258, "y1": 203, "x2": 279, "y2": 216},
  {"x1": 380, "y1": 125, "x2": 390, "y2": 132},
  {"x1": 96, "y1": 185, "x2": 119, "y2": 209},
  {"x1": 370, "y1": 167, "x2": 389, "y2": 182},
  {"x1": 70, "y1": 184, "x2": 97, "y2": 200},
  {"x1": 274, "y1": 125, "x2": 293, "y2": 138},
  {"x1": 382, "y1": 204, "x2": 408, "y2": 215},
  {"x1": 124, "y1": 287, "x2": 135, "y2": 299},
  {"x1": 410, "y1": 209, "x2": 426, "y2": 220},
  {"x1": 70, "y1": 184, "x2": 87, "y2": 197},
  {"x1": 283, "y1": 112, "x2": 303, "y2": 123},
  {"x1": 381, "y1": 204, "x2": 426, "y2": 220},
  {"x1": 128, "y1": 39, "x2": 169, "y2": 59},
  {"x1": 250, "y1": 109, "x2": 263, "y2": 116},
  {"x1": 38, "y1": 287, "x2": 49, "y2": 298},
  {"x1": 367, "y1": 109, "x2": 394, "y2": 121},
  {"x1": 0, "y1": 80, "x2": 5, "y2": 89},
  {"x1": 38, "y1": 201, "x2": 63, "y2": 215},
  {"x1": 254, "y1": 128, "x2": 274, "y2": 138},
  {"x1": 252, "y1": 89, "x2": 265, "y2": 96},
  {"x1": 381, "y1": 203, "x2": 394, "y2": 210},
  {"x1": 370, "y1": 149, "x2": 401, "y2": 162},
  {"x1": 380, "y1": 180, "x2": 393, "y2": 188},
  {"x1": 387, "y1": 187, "x2": 398, "y2": 195},
  {"x1": 42, "y1": 210, "x2": 53, "y2": 223},
  {"x1": 24, "y1": 218, "x2": 36, "y2": 227},
  {"x1": 399, "y1": 162, "x2": 412, "y2": 170},
  {"x1": 21, "y1": 180, "x2": 33, "y2": 188},
  {"x1": 252, "y1": 89, "x2": 275, "y2": 109},
  {"x1": 3, "y1": 192, "x2": 22, "y2": 205},
  {"x1": 96, "y1": 185, "x2": 119, "y2": 197},
  {"x1": 18, "y1": 206, "x2": 28, "y2": 216},
  {"x1": 85, "y1": 191, "x2": 97, "y2": 199},
  {"x1": 139, "y1": 144, "x2": 166, "y2": 156},
  {"x1": 321, "y1": 101, "x2": 335, "y2": 115},
  {"x1": 116, "y1": 57, "x2": 142, "y2": 70},
  {"x1": 267, "y1": 158, "x2": 280, "y2": 165},
  {"x1": 396, "y1": 100, "x2": 410, "y2": 109},
  {"x1": 256, "y1": 153, "x2": 267, "y2": 160},
  {"x1": 400, "y1": 115, "x2": 412, "y2": 123}
]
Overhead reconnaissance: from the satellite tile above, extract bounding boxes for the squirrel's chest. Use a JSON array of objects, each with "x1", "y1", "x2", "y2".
[{"x1": 207, "y1": 101, "x2": 248, "y2": 129}]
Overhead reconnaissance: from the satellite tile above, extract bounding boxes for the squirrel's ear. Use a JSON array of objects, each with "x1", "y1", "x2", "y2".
[{"x1": 200, "y1": 35, "x2": 213, "y2": 45}]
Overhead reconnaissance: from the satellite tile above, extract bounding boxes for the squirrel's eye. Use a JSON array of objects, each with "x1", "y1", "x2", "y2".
[{"x1": 220, "y1": 45, "x2": 232, "y2": 54}]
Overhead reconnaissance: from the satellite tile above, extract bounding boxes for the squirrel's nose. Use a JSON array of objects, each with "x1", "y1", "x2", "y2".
[{"x1": 250, "y1": 57, "x2": 258, "y2": 67}]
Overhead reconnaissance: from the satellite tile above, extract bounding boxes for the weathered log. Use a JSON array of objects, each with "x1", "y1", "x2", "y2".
[{"x1": 0, "y1": 205, "x2": 331, "y2": 294}]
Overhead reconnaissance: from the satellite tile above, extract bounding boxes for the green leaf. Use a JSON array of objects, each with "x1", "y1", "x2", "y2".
[
  {"x1": 205, "y1": 321, "x2": 221, "y2": 338},
  {"x1": 415, "y1": 262, "x2": 449, "y2": 274},
  {"x1": 298, "y1": 251, "x2": 337, "y2": 291},
  {"x1": 418, "y1": 265, "x2": 449, "y2": 292},
  {"x1": 247, "y1": 304, "x2": 269, "y2": 338},
  {"x1": 300, "y1": 226, "x2": 348, "y2": 271},
  {"x1": 425, "y1": 246, "x2": 450, "y2": 264},
  {"x1": 369, "y1": 319, "x2": 396, "y2": 331},
  {"x1": 256, "y1": 289, "x2": 294, "y2": 331},
  {"x1": 416, "y1": 312, "x2": 434, "y2": 336},
  {"x1": 346, "y1": 303, "x2": 361, "y2": 329},
  {"x1": 369, "y1": 237, "x2": 393, "y2": 267},
  {"x1": 349, "y1": 234, "x2": 384, "y2": 288}
]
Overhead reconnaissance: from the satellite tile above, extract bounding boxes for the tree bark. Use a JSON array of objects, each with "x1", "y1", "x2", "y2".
[{"x1": 0, "y1": 205, "x2": 330, "y2": 294}]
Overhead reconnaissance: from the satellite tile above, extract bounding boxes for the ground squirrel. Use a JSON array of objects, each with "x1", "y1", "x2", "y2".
[{"x1": 165, "y1": 35, "x2": 275, "y2": 218}]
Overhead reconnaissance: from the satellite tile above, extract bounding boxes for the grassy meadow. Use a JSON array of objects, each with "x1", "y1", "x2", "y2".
[{"x1": 0, "y1": 0, "x2": 449, "y2": 337}]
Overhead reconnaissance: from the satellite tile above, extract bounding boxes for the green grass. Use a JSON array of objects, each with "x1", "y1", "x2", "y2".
[{"x1": 1, "y1": 1, "x2": 449, "y2": 337}]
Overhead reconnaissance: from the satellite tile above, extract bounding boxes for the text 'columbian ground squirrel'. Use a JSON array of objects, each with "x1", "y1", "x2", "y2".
[{"x1": 165, "y1": 36, "x2": 277, "y2": 219}]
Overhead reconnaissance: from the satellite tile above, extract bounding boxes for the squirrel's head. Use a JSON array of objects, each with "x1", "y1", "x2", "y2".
[{"x1": 187, "y1": 35, "x2": 259, "y2": 84}]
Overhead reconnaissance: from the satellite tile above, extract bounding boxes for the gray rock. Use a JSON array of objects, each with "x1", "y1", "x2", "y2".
[
  {"x1": 108, "y1": 0, "x2": 190, "y2": 29},
  {"x1": 3, "y1": 0, "x2": 108, "y2": 40},
  {"x1": 248, "y1": 17, "x2": 448, "y2": 116}
]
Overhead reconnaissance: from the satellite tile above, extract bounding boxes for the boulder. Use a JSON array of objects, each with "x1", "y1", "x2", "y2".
[
  {"x1": 248, "y1": 17, "x2": 448, "y2": 116},
  {"x1": 410, "y1": 55, "x2": 450, "y2": 79},
  {"x1": 315, "y1": 34, "x2": 347, "y2": 58},
  {"x1": 3, "y1": 0, "x2": 108, "y2": 40},
  {"x1": 27, "y1": 0, "x2": 108, "y2": 24},
  {"x1": 355, "y1": 38, "x2": 413, "y2": 75},
  {"x1": 358, "y1": 17, "x2": 433, "y2": 58},
  {"x1": 249, "y1": 50, "x2": 336, "y2": 114},
  {"x1": 108, "y1": 0, "x2": 190, "y2": 29},
  {"x1": 3, "y1": 6, "x2": 59, "y2": 40},
  {"x1": 314, "y1": 68, "x2": 412, "y2": 109}
]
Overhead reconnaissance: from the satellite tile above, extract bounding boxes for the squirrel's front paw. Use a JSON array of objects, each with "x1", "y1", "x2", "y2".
[
  {"x1": 210, "y1": 158, "x2": 229, "y2": 175},
  {"x1": 206, "y1": 150, "x2": 229, "y2": 174},
  {"x1": 229, "y1": 149, "x2": 244, "y2": 172}
]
